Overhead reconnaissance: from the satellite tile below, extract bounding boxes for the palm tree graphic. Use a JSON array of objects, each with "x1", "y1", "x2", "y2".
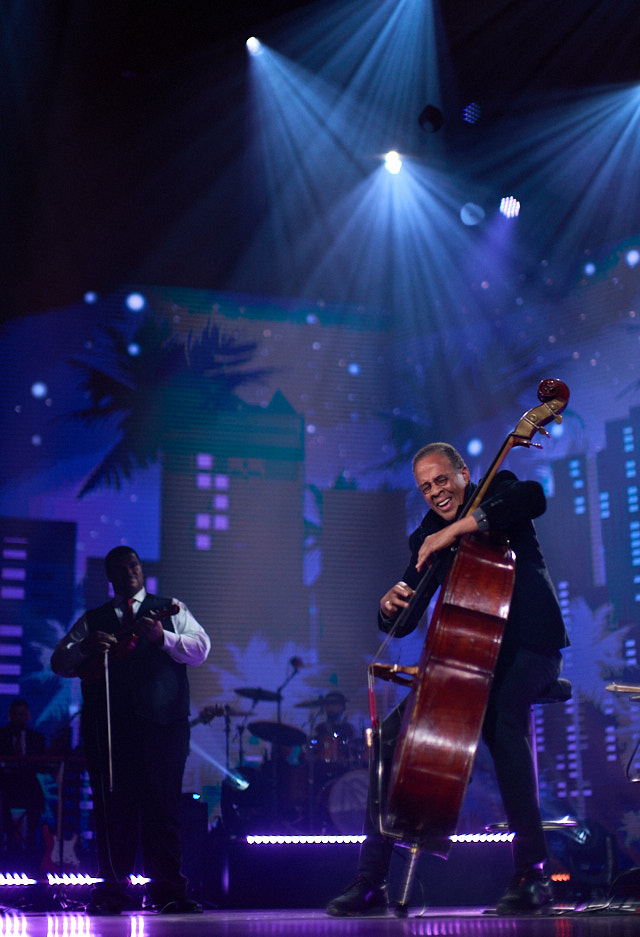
[{"x1": 64, "y1": 314, "x2": 273, "y2": 497}]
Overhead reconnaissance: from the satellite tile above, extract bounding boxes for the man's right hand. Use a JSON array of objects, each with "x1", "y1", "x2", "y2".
[
  {"x1": 81, "y1": 631, "x2": 117, "y2": 656},
  {"x1": 380, "y1": 581, "x2": 414, "y2": 619}
]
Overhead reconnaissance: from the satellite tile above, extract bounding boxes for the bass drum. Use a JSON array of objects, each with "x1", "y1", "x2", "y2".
[{"x1": 326, "y1": 768, "x2": 369, "y2": 834}]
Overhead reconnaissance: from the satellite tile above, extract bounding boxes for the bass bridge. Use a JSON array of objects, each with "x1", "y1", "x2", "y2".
[{"x1": 368, "y1": 662, "x2": 419, "y2": 690}]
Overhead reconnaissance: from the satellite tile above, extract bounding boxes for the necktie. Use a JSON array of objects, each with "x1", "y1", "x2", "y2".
[{"x1": 121, "y1": 597, "x2": 136, "y2": 632}]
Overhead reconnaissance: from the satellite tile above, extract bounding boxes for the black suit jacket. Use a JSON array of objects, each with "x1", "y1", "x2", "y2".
[
  {"x1": 380, "y1": 470, "x2": 570, "y2": 656},
  {"x1": 0, "y1": 725, "x2": 46, "y2": 812}
]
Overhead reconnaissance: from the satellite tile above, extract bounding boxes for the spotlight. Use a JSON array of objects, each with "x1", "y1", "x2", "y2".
[
  {"x1": 384, "y1": 151, "x2": 402, "y2": 174},
  {"x1": 228, "y1": 771, "x2": 250, "y2": 791},
  {"x1": 31, "y1": 381, "x2": 48, "y2": 398},
  {"x1": 47, "y1": 872, "x2": 103, "y2": 886},
  {"x1": 125, "y1": 292, "x2": 146, "y2": 311},
  {"x1": 625, "y1": 248, "x2": 640, "y2": 268},
  {"x1": 418, "y1": 104, "x2": 443, "y2": 133},
  {"x1": 0, "y1": 872, "x2": 37, "y2": 885},
  {"x1": 499, "y1": 196, "x2": 520, "y2": 219},
  {"x1": 462, "y1": 102, "x2": 481, "y2": 124},
  {"x1": 460, "y1": 203, "x2": 485, "y2": 226},
  {"x1": 584, "y1": 262, "x2": 596, "y2": 276},
  {"x1": 247, "y1": 835, "x2": 367, "y2": 845},
  {"x1": 246, "y1": 36, "x2": 262, "y2": 56}
]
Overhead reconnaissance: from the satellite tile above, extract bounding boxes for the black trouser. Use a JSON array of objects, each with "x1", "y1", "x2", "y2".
[
  {"x1": 82, "y1": 707, "x2": 190, "y2": 904},
  {"x1": 482, "y1": 646, "x2": 562, "y2": 873},
  {"x1": 357, "y1": 647, "x2": 562, "y2": 884}
]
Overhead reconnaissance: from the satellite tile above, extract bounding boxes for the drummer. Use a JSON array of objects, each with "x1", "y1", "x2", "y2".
[{"x1": 309, "y1": 692, "x2": 357, "y2": 767}]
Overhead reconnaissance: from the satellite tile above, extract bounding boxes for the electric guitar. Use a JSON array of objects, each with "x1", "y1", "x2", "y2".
[
  {"x1": 40, "y1": 823, "x2": 80, "y2": 874},
  {"x1": 189, "y1": 705, "x2": 225, "y2": 728}
]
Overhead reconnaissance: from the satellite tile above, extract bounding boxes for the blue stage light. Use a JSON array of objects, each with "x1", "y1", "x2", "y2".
[
  {"x1": 499, "y1": 196, "x2": 520, "y2": 219},
  {"x1": 246, "y1": 37, "x2": 262, "y2": 56},
  {"x1": 460, "y1": 203, "x2": 485, "y2": 226},
  {"x1": 384, "y1": 151, "x2": 402, "y2": 174},
  {"x1": 125, "y1": 292, "x2": 146, "y2": 311},
  {"x1": 462, "y1": 102, "x2": 481, "y2": 124}
]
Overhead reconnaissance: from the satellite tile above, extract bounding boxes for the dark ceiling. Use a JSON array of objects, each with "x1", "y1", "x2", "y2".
[{"x1": 2, "y1": 0, "x2": 639, "y2": 322}]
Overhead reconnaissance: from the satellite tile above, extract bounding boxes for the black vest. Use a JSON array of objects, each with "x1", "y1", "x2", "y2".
[{"x1": 83, "y1": 593, "x2": 190, "y2": 724}]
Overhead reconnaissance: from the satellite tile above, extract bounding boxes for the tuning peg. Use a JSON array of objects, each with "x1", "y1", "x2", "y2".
[
  {"x1": 538, "y1": 427, "x2": 550, "y2": 437},
  {"x1": 554, "y1": 415, "x2": 563, "y2": 424}
]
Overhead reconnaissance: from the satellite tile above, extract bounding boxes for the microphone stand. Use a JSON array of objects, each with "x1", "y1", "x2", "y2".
[
  {"x1": 270, "y1": 663, "x2": 301, "y2": 828},
  {"x1": 275, "y1": 665, "x2": 300, "y2": 728},
  {"x1": 307, "y1": 699, "x2": 323, "y2": 832},
  {"x1": 223, "y1": 706, "x2": 231, "y2": 771}
]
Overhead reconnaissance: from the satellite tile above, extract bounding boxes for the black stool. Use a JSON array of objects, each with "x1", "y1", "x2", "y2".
[{"x1": 487, "y1": 676, "x2": 576, "y2": 834}]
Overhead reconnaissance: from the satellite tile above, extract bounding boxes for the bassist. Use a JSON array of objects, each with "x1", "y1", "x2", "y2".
[{"x1": 327, "y1": 442, "x2": 569, "y2": 916}]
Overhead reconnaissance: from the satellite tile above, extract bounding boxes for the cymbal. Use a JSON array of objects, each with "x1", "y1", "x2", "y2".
[
  {"x1": 294, "y1": 697, "x2": 324, "y2": 708},
  {"x1": 248, "y1": 721, "x2": 307, "y2": 748},
  {"x1": 234, "y1": 687, "x2": 282, "y2": 702}
]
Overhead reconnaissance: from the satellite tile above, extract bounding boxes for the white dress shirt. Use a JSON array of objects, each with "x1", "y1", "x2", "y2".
[{"x1": 51, "y1": 587, "x2": 210, "y2": 677}]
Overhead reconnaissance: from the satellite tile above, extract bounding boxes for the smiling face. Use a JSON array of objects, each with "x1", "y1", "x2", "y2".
[
  {"x1": 106, "y1": 550, "x2": 144, "y2": 599},
  {"x1": 413, "y1": 452, "x2": 470, "y2": 522}
]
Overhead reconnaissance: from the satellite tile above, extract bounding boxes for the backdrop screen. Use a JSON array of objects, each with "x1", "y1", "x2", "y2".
[{"x1": 2, "y1": 245, "x2": 640, "y2": 875}]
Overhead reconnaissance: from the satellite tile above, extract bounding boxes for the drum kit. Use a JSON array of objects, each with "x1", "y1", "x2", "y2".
[{"x1": 216, "y1": 686, "x2": 368, "y2": 835}]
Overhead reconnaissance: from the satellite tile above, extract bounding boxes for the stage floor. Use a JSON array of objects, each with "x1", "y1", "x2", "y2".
[{"x1": 2, "y1": 905, "x2": 640, "y2": 935}]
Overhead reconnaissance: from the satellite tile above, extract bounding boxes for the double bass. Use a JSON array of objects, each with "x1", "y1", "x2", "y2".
[{"x1": 368, "y1": 378, "x2": 570, "y2": 908}]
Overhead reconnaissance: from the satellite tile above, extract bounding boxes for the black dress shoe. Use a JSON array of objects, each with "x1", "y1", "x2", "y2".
[
  {"x1": 496, "y1": 868, "x2": 553, "y2": 914},
  {"x1": 155, "y1": 898, "x2": 203, "y2": 914},
  {"x1": 86, "y1": 892, "x2": 141, "y2": 915},
  {"x1": 326, "y1": 876, "x2": 389, "y2": 916}
]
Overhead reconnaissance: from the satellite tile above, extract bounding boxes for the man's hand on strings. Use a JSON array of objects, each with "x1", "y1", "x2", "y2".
[
  {"x1": 415, "y1": 515, "x2": 479, "y2": 571},
  {"x1": 380, "y1": 581, "x2": 414, "y2": 619},
  {"x1": 135, "y1": 614, "x2": 165, "y2": 646}
]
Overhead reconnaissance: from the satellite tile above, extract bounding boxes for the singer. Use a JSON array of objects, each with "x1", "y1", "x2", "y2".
[{"x1": 51, "y1": 546, "x2": 211, "y2": 915}]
